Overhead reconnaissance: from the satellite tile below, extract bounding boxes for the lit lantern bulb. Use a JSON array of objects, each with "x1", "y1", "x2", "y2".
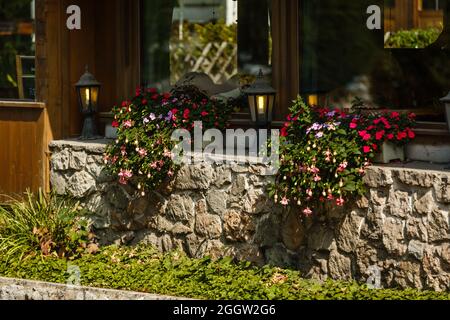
[
  {"x1": 85, "y1": 88, "x2": 90, "y2": 102},
  {"x1": 257, "y1": 96, "x2": 265, "y2": 113}
]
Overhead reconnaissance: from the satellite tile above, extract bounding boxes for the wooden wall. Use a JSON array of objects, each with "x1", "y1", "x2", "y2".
[
  {"x1": 36, "y1": 0, "x2": 139, "y2": 140},
  {"x1": 0, "y1": 102, "x2": 46, "y2": 200}
]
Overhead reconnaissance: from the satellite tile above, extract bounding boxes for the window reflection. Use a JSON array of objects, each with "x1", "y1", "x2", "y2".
[
  {"x1": 385, "y1": 0, "x2": 444, "y2": 48},
  {"x1": 0, "y1": 0, "x2": 35, "y2": 100},
  {"x1": 141, "y1": 0, "x2": 271, "y2": 95},
  {"x1": 299, "y1": 0, "x2": 449, "y2": 122}
]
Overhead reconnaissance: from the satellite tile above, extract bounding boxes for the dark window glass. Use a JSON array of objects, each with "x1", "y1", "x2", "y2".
[
  {"x1": 140, "y1": 0, "x2": 271, "y2": 93},
  {"x1": 299, "y1": 0, "x2": 450, "y2": 122},
  {"x1": 0, "y1": 0, "x2": 35, "y2": 100}
]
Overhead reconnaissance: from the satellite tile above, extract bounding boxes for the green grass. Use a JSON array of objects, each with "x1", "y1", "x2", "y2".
[{"x1": 0, "y1": 245, "x2": 449, "y2": 300}]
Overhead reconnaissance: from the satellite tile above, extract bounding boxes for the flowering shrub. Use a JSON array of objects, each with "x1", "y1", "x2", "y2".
[
  {"x1": 104, "y1": 86, "x2": 231, "y2": 194},
  {"x1": 270, "y1": 97, "x2": 416, "y2": 217}
]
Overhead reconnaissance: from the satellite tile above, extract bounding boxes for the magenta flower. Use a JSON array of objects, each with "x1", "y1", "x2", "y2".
[
  {"x1": 118, "y1": 169, "x2": 133, "y2": 185},
  {"x1": 123, "y1": 120, "x2": 133, "y2": 128},
  {"x1": 336, "y1": 197, "x2": 345, "y2": 206}
]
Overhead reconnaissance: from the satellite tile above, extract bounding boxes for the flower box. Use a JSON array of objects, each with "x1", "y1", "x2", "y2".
[{"x1": 373, "y1": 141, "x2": 405, "y2": 164}]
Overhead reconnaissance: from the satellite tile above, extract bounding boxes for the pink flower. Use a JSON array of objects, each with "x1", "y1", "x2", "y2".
[
  {"x1": 336, "y1": 197, "x2": 345, "y2": 206},
  {"x1": 137, "y1": 148, "x2": 147, "y2": 157},
  {"x1": 168, "y1": 170, "x2": 174, "y2": 177},
  {"x1": 303, "y1": 207, "x2": 313, "y2": 216},
  {"x1": 337, "y1": 161, "x2": 348, "y2": 173},
  {"x1": 306, "y1": 189, "x2": 313, "y2": 197},
  {"x1": 150, "y1": 162, "x2": 158, "y2": 169},
  {"x1": 120, "y1": 145, "x2": 127, "y2": 156},
  {"x1": 123, "y1": 120, "x2": 133, "y2": 128},
  {"x1": 310, "y1": 167, "x2": 320, "y2": 174},
  {"x1": 313, "y1": 175, "x2": 321, "y2": 182},
  {"x1": 280, "y1": 197, "x2": 289, "y2": 206},
  {"x1": 201, "y1": 111, "x2": 209, "y2": 117},
  {"x1": 163, "y1": 149, "x2": 173, "y2": 158},
  {"x1": 349, "y1": 122, "x2": 357, "y2": 129},
  {"x1": 118, "y1": 169, "x2": 133, "y2": 185}
]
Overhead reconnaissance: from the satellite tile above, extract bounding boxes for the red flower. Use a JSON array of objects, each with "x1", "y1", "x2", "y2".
[
  {"x1": 147, "y1": 87, "x2": 157, "y2": 94},
  {"x1": 111, "y1": 120, "x2": 119, "y2": 128},
  {"x1": 387, "y1": 133, "x2": 394, "y2": 140},
  {"x1": 280, "y1": 126, "x2": 288, "y2": 137},
  {"x1": 151, "y1": 94, "x2": 159, "y2": 100},
  {"x1": 201, "y1": 111, "x2": 209, "y2": 117},
  {"x1": 349, "y1": 122, "x2": 357, "y2": 129},
  {"x1": 407, "y1": 129, "x2": 415, "y2": 139},
  {"x1": 135, "y1": 87, "x2": 141, "y2": 96},
  {"x1": 362, "y1": 133, "x2": 371, "y2": 141},
  {"x1": 121, "y1": 101, "x2": 129, "y2": 108},
  {"x1": 141, "y1": 99, "x2": 148, "y2": 105},
  {"x1": 336, "y1": 197, "x2": 345, "y2": 206},
  {"x1": 367, "y1": 125, "x2": 375, "y2": 131},
  {"x1": 163, "y1": 92, "x2": 171, "y2": 99},
  {"x1": 390, "y1": 112, "x2": 400, "y2": 118},
  {"x1": 363, "y1": 146, "x2": 371, "y2": 153},
  {"x1": 358, "y1": 130, "x2": 367, "y2": 137},
  {"x1": 171, "y1": 108, "x2": 179, "y2": 115},
  {"x1": 372, "y1": 144, "x2": 378, "y2": 151},
  {"x1": 375, "y1": 130, "x2": 385, "y2": 141},
  {"x1": 183, "y1": 109, "x2": 190, "y2": 119},
  {"x1": 397, "y1": 131, "x2": 407, "y2": 140}
]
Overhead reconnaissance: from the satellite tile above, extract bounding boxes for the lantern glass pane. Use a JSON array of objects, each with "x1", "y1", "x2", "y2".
[
  {"x1": 90, "y1": 87, "x2": 99, "y2": 111},
  {"x1": 78, "y1": 86, "x2": 90, "y2": 111},
  {"x1": 248, "y1": 96, "x2": 257, "y2": 122},
  {"x1": 268, "y1": 95, "x2": 275, "y2": 122}
]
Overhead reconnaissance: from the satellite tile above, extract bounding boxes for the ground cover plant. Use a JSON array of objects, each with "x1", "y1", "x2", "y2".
[{"x1": 0, "y1": 244, "x2": 449, "y2": 300}]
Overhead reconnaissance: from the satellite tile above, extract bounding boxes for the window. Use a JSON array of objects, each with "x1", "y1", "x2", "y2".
[
  {"x1": 140, "y1": 0, "x2": 272, "y2": 94},
  {"x1": 299, "y1": 0, "x2": 450, "y2": 122},
  {"x1": 0, "y1": 0, "x2": 35, "y2": 100}
]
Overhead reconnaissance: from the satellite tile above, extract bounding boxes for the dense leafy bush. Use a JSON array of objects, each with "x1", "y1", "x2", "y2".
[
  {"x1": 0, "y1": 245, "x2": 448, "y2": 300},
  {"x1": 385, "y1": 28, "x2": 442, "y2": 49},
  {"x1": 0, "y1": 190, "x2": 96, "y2": 262},
  {"x1": 104, "y1": 87, "x2": 232, "y2": 194}
]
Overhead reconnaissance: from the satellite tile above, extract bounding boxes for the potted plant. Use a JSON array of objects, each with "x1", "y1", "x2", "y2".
[{"x1": 358, "y1": 111, "x2": 417, "y2": 164}]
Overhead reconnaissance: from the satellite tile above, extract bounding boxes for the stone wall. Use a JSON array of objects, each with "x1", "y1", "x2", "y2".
[{"x1": 49, "y1": 140, "x2": 450, "y2": 291}]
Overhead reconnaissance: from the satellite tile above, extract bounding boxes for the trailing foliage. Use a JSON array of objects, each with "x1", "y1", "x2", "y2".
[
  {"x1": 269, "y1": 97, "x2": 416, "y2": 216},
  {"x1": 385, "y1": 28, "x2": 442, "y2": 49},
  {"x1": 104, "y1": 87, "x2": 232, "y2": 195},
  {"x1": 0, "y1": 245, "x2": 448, "y2": 300},
  {"x1": 0, "y1": 189, "x2": 97, "y2": 262}
]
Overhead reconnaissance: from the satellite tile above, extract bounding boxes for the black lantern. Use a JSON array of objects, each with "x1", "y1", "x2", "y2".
[
  {"x1": 75, "y1": 66, "x2": 101, "y2": 139},
  {"x1": 440, "y1": 91, "x2": 450, "y2": 132},
  {"x1": 243, "y1": 69, "x2": 276, "y2": 128}
]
